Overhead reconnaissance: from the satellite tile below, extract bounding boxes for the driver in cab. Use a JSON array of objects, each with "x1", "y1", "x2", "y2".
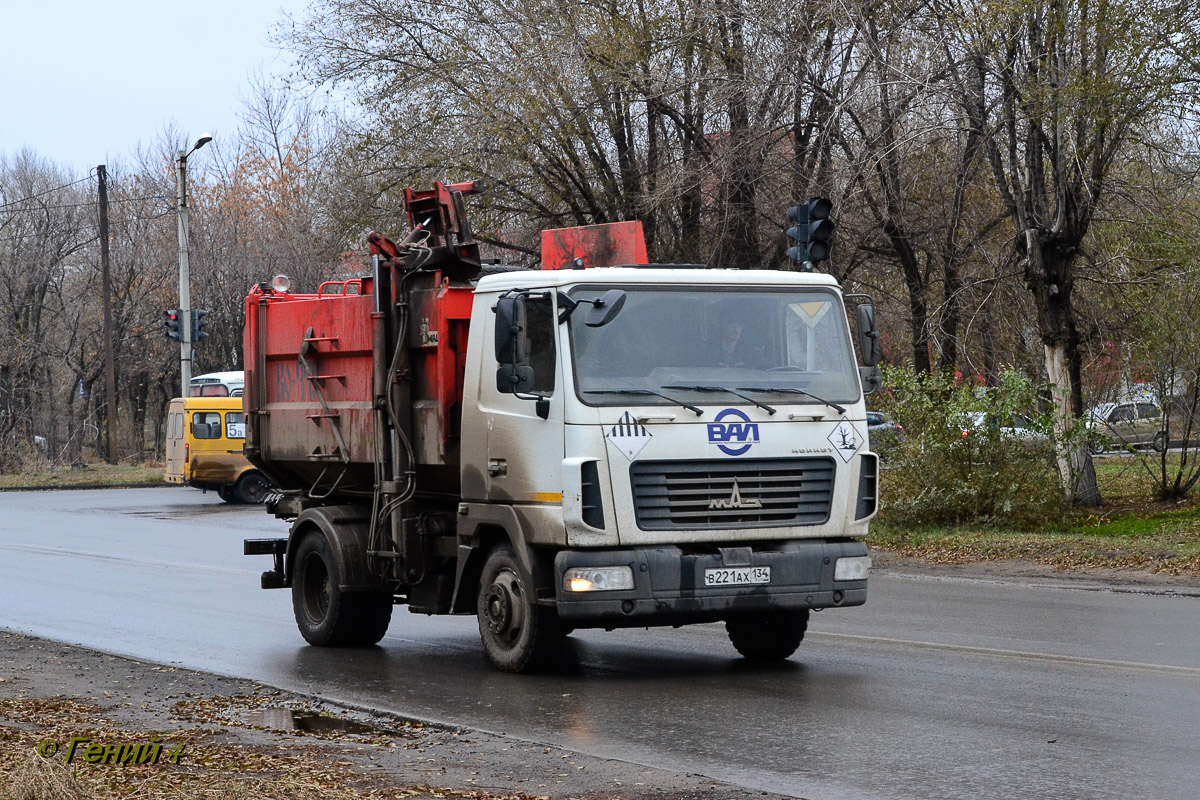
[{"x1": 709, "y1": 305, "x2": 765, "y2": 368}]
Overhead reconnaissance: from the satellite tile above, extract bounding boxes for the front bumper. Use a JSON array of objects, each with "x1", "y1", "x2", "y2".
[{"x1": 554, "y1": 539, "x2": 868, "y2": 626}]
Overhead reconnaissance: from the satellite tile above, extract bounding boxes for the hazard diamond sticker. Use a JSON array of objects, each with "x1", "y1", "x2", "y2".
[
  {"x1": 605, "y1": 411, "x2": 653, "y2": 461},
  {"x1": 827, "y1": 420, "x2": 863, "y2": 463}
]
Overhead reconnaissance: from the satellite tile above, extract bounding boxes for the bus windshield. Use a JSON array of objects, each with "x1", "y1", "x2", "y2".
[{"x1": 568, "y1": 287, "x2": 860, "y2": 405}]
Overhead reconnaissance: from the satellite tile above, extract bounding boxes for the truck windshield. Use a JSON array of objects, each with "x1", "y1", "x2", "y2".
[{"x1": 568, "y1": 287, "x2": 860, "y2": 405}]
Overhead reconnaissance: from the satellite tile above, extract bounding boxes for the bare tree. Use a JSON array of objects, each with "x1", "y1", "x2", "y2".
[{"x1": 940, "y1": 0, "x2": 1200, "y2": 505}]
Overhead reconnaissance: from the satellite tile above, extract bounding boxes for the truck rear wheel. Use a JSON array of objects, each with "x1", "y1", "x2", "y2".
[
  {"x1": 477, "y1": 544, "x2": 562, "y2": 673},
  {"x1": 725, "y1": 610, "x2": 810, "y2": 661},
  {"x1": 292, "y1": 531, "x2": 392, "y2": 646}
]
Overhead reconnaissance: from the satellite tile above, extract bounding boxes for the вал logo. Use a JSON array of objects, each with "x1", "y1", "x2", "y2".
[{"x1": 707, "y1": 408, "x2": 760, "y2": 456}]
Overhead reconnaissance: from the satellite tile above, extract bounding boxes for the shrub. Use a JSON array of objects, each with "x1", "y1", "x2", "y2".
[{"x1": 874, "y1": 366, "x2": 1068, "y2": 529}]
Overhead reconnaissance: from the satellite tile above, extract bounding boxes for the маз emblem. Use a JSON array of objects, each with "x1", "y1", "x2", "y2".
[{"x1": 708, "y1": 478, "x2": 763, "y2": 510}]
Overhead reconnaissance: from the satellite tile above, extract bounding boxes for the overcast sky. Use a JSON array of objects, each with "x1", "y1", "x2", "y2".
[{"x1": 0, "y1": 0, "x2": 310, "y2": 176}]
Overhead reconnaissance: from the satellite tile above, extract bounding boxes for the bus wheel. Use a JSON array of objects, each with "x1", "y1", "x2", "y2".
[{"x1": 237, "y1": 472, "x2": 271, "y2": 504}]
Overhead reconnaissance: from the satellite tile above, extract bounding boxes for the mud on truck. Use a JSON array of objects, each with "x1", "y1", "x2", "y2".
[{"x1": 244, "y1": 181, "x2": 882, "y2": 672}]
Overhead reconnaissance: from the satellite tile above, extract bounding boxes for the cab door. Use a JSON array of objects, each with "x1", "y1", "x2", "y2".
[
  {"x1": 1105, "y1": 403, "x2": 1138, "y2": 447},
  {"x1": 478, "y1": 294, "x2": 565, "y2": 510},
  {"x1": 187, "y1": 408, "x2": 236, "y2": 483},
  {"x1": 1135, "y1": 403, "x2": 1163, "y2": 447}
]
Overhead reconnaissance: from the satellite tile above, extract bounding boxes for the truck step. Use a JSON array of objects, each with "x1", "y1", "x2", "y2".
[{"x1": 244, "y1": 538, "x2": 286, "y2": 556}]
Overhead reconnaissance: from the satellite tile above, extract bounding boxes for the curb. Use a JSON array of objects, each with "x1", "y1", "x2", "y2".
[{"x1": 0, "y1": 482, "x2": 171, "y2": 493}]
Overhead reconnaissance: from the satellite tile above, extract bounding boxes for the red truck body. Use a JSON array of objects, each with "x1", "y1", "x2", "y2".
[
  {"x1": 244, "y1": 277, "x2": 474, "y2": 495},
  {"x1": 243, "y1": 181, "x2": 483, "y2": 500}
]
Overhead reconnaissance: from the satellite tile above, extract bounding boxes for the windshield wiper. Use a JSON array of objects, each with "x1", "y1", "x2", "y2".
[
  {"x1": 583, "y1": 388, "x2": 703, "y2": 416},
  {"x1": 736, "y1": 386, "x2": 846, "y2": 415},
  {"x1": 662, "y1": 385, "x2": 776, "y2": 416}
]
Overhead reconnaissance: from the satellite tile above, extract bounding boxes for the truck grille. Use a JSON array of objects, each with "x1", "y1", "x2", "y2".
[{"x1": 629, "y1": 458, "x2": 836, "y2": 530}]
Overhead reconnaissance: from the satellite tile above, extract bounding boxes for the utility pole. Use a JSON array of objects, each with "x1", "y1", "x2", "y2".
[
  {"x1": 175, "y1": 133, "x2": 211, "y2": 398},
  {"x1": 176, "y1": 151, "x2": 193, "y2": 398},
  {"x1": 98, "y1": 165, "x2": 117, "y2": 464}
]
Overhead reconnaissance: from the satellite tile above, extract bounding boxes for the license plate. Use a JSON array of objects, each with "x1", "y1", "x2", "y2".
[{"x1": 704, "y1": 566, "x2": 771, "y2": 587}]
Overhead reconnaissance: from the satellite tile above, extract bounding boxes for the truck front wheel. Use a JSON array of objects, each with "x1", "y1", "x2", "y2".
[
  {"x1": 725, "y1": 610, "x2": 810, "y2": 661},
  {"x1": 476, "y1": 544, "x2": 562, "y2": 673},
  {"x1": 292, "y1": 531, "x2": 392, "y2": 647}
]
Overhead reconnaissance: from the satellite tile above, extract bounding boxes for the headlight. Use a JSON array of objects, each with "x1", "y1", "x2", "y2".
[
  {"x1": 834, "y1": 556, "x2": 871, "y2": 581},
  {"x1": 563, "y1": 566, "x2": 635, "y2": 592}
]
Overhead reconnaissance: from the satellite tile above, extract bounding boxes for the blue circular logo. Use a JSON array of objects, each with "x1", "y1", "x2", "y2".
[{"x1": 708, "y1": 407, "x2": 759, "y2": 456}]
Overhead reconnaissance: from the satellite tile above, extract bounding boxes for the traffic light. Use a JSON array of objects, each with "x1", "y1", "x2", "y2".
[
  {"x1": 192, "y1": 309, "x2": 209, "y2": 341},
  {"x1": 786, "y1": 197, "x2": 834, "y2": 271},
  {"x1": 165, "y1": 309, "x2": 182, "y2": 341}
]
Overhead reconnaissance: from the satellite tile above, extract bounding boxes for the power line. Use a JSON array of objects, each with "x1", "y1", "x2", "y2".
[
  {"x1": 0, "y1": 171, "x2": 97, "y2": 211},
  {"x1": 0, "y1": 194, "x2": 172, "y2": 215}
]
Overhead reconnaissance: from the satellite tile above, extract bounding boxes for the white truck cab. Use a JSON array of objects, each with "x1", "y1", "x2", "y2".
[{"x1": 459, "y1": 267, "x2": 877, "y2": 636}]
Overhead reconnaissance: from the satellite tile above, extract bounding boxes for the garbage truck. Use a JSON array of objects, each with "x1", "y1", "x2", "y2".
[{"x1": 244, "y1": 181, "x2": 881, "y2": 672}]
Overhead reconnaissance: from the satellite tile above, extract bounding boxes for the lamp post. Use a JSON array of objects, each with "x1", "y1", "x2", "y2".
[{"x1": 175, "y1": 132, "x2": 212, "y2": 398}]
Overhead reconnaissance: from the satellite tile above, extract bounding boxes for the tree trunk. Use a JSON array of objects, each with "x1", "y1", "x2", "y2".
[
  {"x1": 1045, "y1": 340, "x2": 1100, "y2": 506},
  {"x1": 891, "y1": 227, "x2": 931, "y2": 374},
  {"x1": 980, "y1": 299, "x2": 999, "y2": 387},
  {"x1": 939, "y1": 259, "x2": 962, "y2": 372}
]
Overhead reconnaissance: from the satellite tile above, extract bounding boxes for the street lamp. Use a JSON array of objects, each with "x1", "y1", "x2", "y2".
[{"x1": 176, "y1": 133, "x2": 212, "y2": 397}]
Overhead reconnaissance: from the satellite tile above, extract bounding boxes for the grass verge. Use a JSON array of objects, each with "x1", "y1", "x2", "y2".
[
  {"x1": 0, "y1": 463, "x2": 166, "y2": 491},
  {"x1": 873, "y1": 454, "x2": 1200, "y2": 575}
]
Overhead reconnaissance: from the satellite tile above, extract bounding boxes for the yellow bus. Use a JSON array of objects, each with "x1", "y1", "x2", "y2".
[{"x1": 164, "y1": 397, "x2": 271, "y2": 503}]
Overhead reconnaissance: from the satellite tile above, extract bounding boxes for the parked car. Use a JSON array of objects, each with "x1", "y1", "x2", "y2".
[
  {"x1": 960, "y1": 411, "x2": 1048, "y2": 445},
  {"x1": 1086, "y1": 401, "x2": 1167, "y2": 453},
  {"x1": 866, "y1": 411, "x2": 903, "y2": 455}
]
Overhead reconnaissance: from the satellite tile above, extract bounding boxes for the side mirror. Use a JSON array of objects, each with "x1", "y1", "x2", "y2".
[
  {"x1": 584, "y1": 290, "x2": 627, "y2": 327},
  {"x1": 859, "y1": 365, "x2": 882, "y2": 395},
  {"x1": 494, "y1": 295, "x2": 535, "y2": 394},
  {"x1": 857, "y1": 304, "x2": 880, "y2": 367},
  {"x1": 494, "y1": 295, "x2": 527, "y2": 362}
]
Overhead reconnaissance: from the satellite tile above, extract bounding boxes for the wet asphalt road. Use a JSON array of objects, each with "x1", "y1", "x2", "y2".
[{"x1": 1, "y1": 488, "x2": 1198, "y2": 800}]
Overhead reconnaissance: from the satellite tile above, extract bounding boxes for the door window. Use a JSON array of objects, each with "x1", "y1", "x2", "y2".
[
  {"x1": 225, "y1": 412, "x2": 246, "y2": 439},
  {"x1": 1137, "y1": 403, "x2": 1161, "y2": 420},
  {"x1": 1109, "y1": 405, "x2": 1135, "y2": 424},
  {"x1": 525, "y1": 296, "x2": 556, "y2": 395}
]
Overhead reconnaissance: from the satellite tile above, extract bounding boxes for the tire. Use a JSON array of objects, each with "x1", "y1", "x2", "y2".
[
  {"x1": 725, "y1": 610, "x2": 810, "y2": 661},
  {"x1": 236, "y1": 471, "x2": 271, "y2": 504},
  {"x1": 349, "y1": 593, "x2": 394, "y2": 645},
  {"x1": 217, "y1": 484, "x2": 238, "y2": 503},
  {"x1": 476, "y1": 544, "x2": 562, "y2": 673},
  {"x1": 291, "y1": 531, "x2": 392, "y2": 646},
  {"x1": 1088, "y1": 440, "x2": 1106, "y2": 456},
  {"x1": 1152, "y1": 431, "x2": 1168, "y2": 453}
]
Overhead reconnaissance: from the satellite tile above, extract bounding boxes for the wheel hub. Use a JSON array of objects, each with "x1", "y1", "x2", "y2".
[{"x1": 484, "y1": 582, "x2": 513, "y2": 634}]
